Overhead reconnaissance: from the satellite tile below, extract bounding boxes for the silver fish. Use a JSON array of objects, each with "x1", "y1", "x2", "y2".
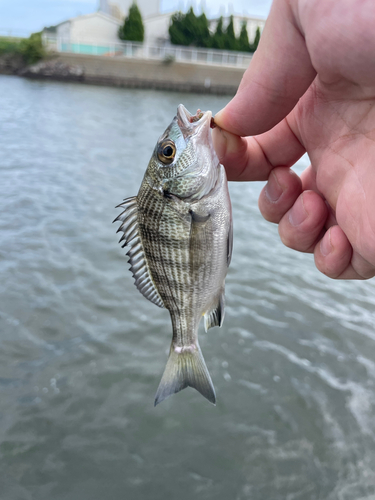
[{"x1": 114, "y1": 105, "x2": 232, "y2": 406}]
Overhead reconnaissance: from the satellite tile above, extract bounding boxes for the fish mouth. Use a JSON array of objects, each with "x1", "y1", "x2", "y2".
[{"x1": 177, "y1": 104, "x2": 212, "y2": 140}]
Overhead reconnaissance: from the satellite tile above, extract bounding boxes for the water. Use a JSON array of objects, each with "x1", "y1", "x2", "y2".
[{"x1": 1, "y1": 75, "x2": 375, "y2": 500}]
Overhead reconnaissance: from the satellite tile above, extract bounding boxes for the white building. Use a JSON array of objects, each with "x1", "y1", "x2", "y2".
[
  {"x1": 98, "y1": 0, "x2": 172, "y2": 45},
  {"x1": 143, "y1": 13, "x2": 172, "y2": 45},
  {"x1": 100, "y1": 0, "x2": 161, "y2": 20},
  {"x1": 97, "y1": 0, "x2": 266, "y2": 46},
  {"x1": 53, "y1": 12, "x2": 121, "y2": 45},
  {"x1": 44, "y1": 1, "x2": 265, "y2": 49}
]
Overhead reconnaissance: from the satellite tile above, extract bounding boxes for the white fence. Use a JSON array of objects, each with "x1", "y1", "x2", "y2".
[{"x1": 42, "y1": 36, "x2": 253, "y2": 69}]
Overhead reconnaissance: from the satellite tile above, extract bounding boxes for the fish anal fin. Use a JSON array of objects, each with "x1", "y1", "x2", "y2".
[
  {"x1": 204, "y1": 291, "x2": 225, "y2": 332},
  {"x1": 154, "y1": 343, "x2": 216, "y2": 406}
]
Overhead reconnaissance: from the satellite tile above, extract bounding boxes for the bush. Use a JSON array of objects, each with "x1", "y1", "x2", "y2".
[
  {"x1": 0, "y1": 37, "x2": 23, "y2": 55},
  {"x1": 163, "y1": 53, "x2": 175, "y2": 65},
  {"x1": 0, "y1": 33, "x2": 44, "y2": 65},
  {"x1": 20, "y1": 32, "x2": 44, "y2": 64},
  {"x1": 119, "y1": 3, "x2": 144, "y2": 42}
]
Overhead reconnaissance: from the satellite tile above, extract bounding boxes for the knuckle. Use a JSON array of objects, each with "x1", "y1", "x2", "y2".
[
  {"x1": 279, "y1": 227, "x2": 315, "y2": 253},
  {"x1": 259, "y1": 200, "x2": 283, "y2": 224},
  {"x1": 279, "y1": 227, "x2": 300, "y2": 251}
]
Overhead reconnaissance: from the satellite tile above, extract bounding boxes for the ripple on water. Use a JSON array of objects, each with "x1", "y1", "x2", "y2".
[{"x1": 0, "y1": 76, "x2": 375, "y2": 500}]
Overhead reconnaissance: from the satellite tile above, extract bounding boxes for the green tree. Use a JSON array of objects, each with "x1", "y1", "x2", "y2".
[
  {"x1": 169, "y1": 8, "x2": 210, "y2": 48},
  {"x1": 169, "y1": 12, "x2": 188, "y2": 45},
  {"x1": 20, "y1": 32, "x2": 44, "y2": 64},
  {"x1": 211, "y1": 16, "x2": 225, "y2": 49},
  {"x1": 224, "y1": 15, "x2": 238, "y2": 51},
  {"x1": 238, "y1": 21, "x2": 250, "y2": 52},
  {"x1": 183, "y1": 7, "x2": 198, "y2": 45},
  {"x1": 196, "y1": 12, "x2": 210, "y2": 47},
  {"x1": 118, "y1": 3, "x2": 144, "y2": 42},
  {"x1": 250, "y1": 26, "x2": 261, "y2": 52}
]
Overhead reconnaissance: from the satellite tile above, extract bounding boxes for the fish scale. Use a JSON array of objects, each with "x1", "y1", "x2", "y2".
[
  {"x1": 138, "y1": 188, "x2": 191, "y2": 311},
  {"x1": 115, "y1": 104, "x2": 232, "y2": 406}
]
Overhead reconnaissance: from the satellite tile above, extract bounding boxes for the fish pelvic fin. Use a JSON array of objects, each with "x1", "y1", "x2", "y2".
[
  {"x1": 204, "y1": 290, "x2": 225, "y2": 332},
  {"x1": 154, "y1": 343, "x2": 216, "y2": 407}
]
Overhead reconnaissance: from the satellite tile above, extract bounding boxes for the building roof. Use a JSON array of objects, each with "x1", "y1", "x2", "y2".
[
  {"x1": 210, "y1": 13, "x2": 266, "y2": 22},
  {"x1": 51, "y1": 11, "x2": 121, "y2": 29},
  {"x1": 143, "y1": 12, "x2": 173, "y2": 23}
]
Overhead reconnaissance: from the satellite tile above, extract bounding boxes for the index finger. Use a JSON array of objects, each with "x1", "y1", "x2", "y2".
[
  {"x1": 214, "y1": 0, "x2": 315, "y2": 137},
  {"x1": 212, "y1": 115, "x2": 305, "y2": 181}
]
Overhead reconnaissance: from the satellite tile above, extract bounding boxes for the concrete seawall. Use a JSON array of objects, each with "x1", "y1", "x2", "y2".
[{"x1": 21, "y1": 52, "x2": 246, "y2": 95}]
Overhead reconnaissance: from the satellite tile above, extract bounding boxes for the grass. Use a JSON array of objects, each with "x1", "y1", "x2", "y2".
[{"x1": 0, "y1": 36, "x2": 24, "y2": 54}]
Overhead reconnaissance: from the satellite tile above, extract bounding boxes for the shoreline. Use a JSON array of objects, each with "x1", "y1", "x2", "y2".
[{"x1": 0, "y1": 52, "x2": 245, "y2": 95}]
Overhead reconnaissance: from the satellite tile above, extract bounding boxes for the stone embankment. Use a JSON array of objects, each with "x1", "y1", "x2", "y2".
[
  {"x1": 20, "y1": 59, "x2": 84, "y2": 81},
  {"x1": 0, "y1": 53, "x2": 25, "y2": 74},
  {"x1": 0, "y1": 52, "x2": 245, "y2": 95}
]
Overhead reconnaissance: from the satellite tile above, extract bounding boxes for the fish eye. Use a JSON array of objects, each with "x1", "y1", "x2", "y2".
[
  {"x1": 163, "y1": 145, "x2": 173, "y2": 157},
  {"x1": 157, "y1": 140, "x2": 176, "y2": 165}
]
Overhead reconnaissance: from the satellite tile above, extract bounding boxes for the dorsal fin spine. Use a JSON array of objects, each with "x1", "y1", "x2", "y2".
[
  {"x1": 128, "y1": 243, "x2": 142, "y2": 256},
  {"x1": 114, "y1": 196, "x2": 164, "y2": 308},
  {"x1": 132, "y1": 264, "x2": 147, "y2": 276},
  {"x1": 118, "y1": 215, "x2": 137, "y2": 233},
  {"x1": 124, "y1": 218, "x2": 137, "y2": 231},
  {"x1": 130, "y1": 254, "x2": 143, "y2": 266},
  {"x1": 124, "y1": 227, "x2": 138, "y2": 244},
  {"x1": 131, "y1": 259, "x2": 146, "y2": 272},
  {"x1": 139, "y1": 283, "x2": 152, "y2": 294},
  {"x1": 115, "y1": 197, "x2": 137, "y2": 209}
]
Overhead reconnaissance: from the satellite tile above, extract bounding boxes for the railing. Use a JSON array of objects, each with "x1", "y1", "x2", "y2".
[{"x1": 42, "y1": 35, "x2": 253, "y2": 69}]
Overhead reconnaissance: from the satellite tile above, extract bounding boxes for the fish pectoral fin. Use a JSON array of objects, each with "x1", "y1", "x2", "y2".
[
  {"x1": 154, "y1": 343, "x2": 216, "y2": 406},
  {"x1": 189, "y1": 209, "x2": 210, "y2": 224},
  {"x1": 114, "y1": 196, "x2": 164, "y2": 308},
  {"x1": 204, "y1": 291, "x2": 225, "y2": 332}
]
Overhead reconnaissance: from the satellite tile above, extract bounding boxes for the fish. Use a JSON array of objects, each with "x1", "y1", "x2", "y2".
[{"x1": 114, "y1": 104, "x2": 232, "y2": 406}]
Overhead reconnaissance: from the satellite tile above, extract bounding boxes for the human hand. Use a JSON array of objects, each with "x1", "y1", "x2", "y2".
[{"x1": 213, "y1": 0, "x2": 375, "y2": 279}]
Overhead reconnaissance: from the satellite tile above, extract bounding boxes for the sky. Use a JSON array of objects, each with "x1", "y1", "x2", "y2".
[{"x1": 0, "y1": 0, "x2": 272, "y2": 37}]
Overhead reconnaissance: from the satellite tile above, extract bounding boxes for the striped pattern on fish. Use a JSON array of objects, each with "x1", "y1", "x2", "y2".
[{"x1": 115, "y1": 105, "x2": 232, "y2": 406}]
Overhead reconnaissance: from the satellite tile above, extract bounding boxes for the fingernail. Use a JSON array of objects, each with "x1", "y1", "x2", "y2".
[
  {"x1": 213, "y1": 109, "x2": 224, "y2": 126},
  {"x1": 265, "y1": 171, "x2": 283, "y2": 202},
  {"x1": 212, "y1": 127, "x2": 227, "y2": 162},
  {"x1": 320, "y1": 230, "x2": 332, "y2": 256},
  {"x1": 289, "y1": 194, "x2": 308, "y2": 226}
]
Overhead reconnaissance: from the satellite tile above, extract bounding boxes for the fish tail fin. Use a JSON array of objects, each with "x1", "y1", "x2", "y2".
[{"x1": 154, "y1": 343, "x2": 216, "y2": 407}]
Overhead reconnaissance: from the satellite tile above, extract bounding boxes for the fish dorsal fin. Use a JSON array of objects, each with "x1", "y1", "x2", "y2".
[
  {"x1": 114, "y1": 197, "x2": 165, "y2": 308},
  {"x1": 204, "y1": 291, "x2": 225, "y2": 332}
]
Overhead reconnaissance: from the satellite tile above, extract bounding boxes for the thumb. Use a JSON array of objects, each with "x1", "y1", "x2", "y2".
[{"x1": 215, "y1": 0, "x2": 316, "y2": 137}]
